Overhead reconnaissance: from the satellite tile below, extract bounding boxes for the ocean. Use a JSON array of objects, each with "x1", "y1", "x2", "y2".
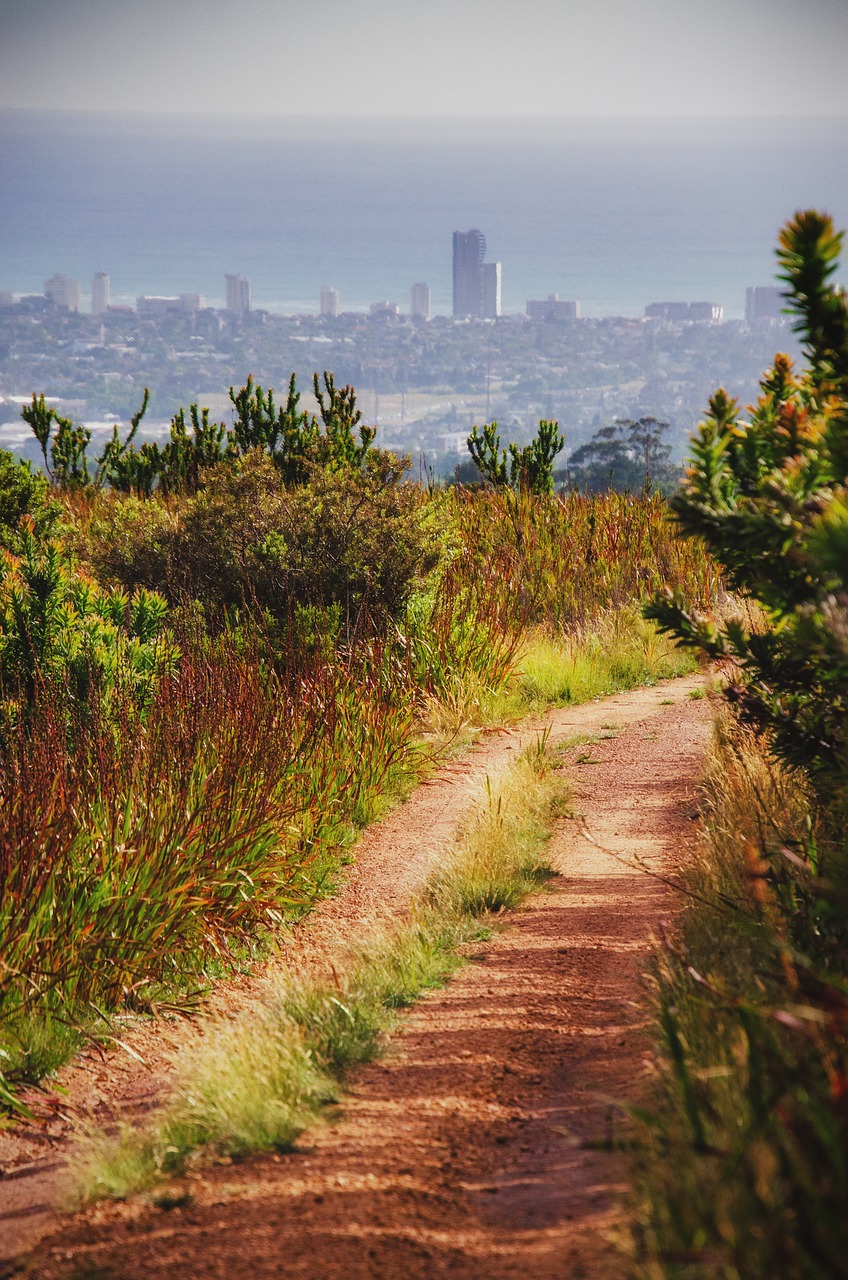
[{"x1": 1, "y1": 112, "x2": 847, "y2": 319}]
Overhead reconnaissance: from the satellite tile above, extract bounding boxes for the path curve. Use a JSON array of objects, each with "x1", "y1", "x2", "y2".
[{"x1": 1, "y1": 675, "x2": 709, "y2": 1276}]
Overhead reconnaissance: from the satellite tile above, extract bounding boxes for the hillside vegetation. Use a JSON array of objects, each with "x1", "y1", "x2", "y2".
[
  {"x1": 0, "y1": 378, "x2": 713, "y2": 1111},
  {"x1": 635, "y1": 211, "x2": 848, "y2": 1278}
]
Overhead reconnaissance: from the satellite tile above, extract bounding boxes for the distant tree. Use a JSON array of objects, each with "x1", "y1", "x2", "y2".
[{"x1": 568, "y1": 417, "x2": 679, "y2": 495}]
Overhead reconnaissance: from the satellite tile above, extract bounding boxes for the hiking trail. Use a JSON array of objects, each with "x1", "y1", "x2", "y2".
[{"x1": 1, "y1": 674, "x2": 710, "y2": 1278}]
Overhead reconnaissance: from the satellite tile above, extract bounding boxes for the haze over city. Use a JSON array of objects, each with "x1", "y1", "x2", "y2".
[{"x1": 1, "y1": 0, "x2": 847, "y2": 118}]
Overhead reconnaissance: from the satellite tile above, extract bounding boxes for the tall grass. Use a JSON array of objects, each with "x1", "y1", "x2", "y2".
[
  {"x1": 72, "y1": 740, "x2": 569, "y2": 1202},
  {"x1": 410, "y1": 487, "x2": 711, "y2": 739},
  {"x1": 0, "y1": 483, "x2": 714, "y2": 1109},
  {"x1": 447, "y1": 487, "x2": 718, "y2": 632},
  {"x1": 630, "y1": 715, "x2": 848, "y2": 1279},
  {"x1": 0, "y1": 633, "x2": 414, "y2": 1099}
]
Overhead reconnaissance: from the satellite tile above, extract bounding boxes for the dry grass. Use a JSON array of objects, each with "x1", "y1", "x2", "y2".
[{"x1": 629, "y1": 712, "x2": 848, "y2": 1280}]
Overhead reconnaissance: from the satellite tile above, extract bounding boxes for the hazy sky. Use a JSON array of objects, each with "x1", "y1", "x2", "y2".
[{"x1": 1, "y1": 0, "x2": 847, "y2": 117}]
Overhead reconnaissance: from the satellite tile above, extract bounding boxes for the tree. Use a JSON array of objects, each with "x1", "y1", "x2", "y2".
[
  {"x1": 645, "y1": 211, "x2": 848, "y2": 804},
  {"x1": 568, "y1": 416, "x2": 679, "y2": 495}
]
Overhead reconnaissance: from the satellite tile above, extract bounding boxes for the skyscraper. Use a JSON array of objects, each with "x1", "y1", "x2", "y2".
[
  {"x1": 452, "y1": 230, "x2": 501, "y2": 319},
  {"x1": 225, "y1": 273, "x2": 251, "y2": 315},
  {"x1": 411, "y1": 281, "x2": 430, "y2": 320},
  {"x1": 320, "y1": 285, "x2": 340, "y2": 317},
  {"x1": 481, "y1": 262, "x2": 501, "y2": 320},
  {"x1": 91, "y1": 272, "x2": 110, "y2": 315},
  {"x1": 745, "y1": 286, "x2": 782, "y2": 321},
  {"x1": 44, "y1": 273, "x2": 81, "y2": 311},
  {"x1": 452, "y1": 229, "x2": 486, "y2": 318}
]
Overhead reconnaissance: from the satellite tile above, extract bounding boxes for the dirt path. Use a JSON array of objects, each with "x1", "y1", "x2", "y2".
[{"x1": 2, "y1": 675, "x2": 710, "y2": 1277}]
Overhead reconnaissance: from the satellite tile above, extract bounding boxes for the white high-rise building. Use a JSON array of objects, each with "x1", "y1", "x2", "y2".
[
  {"x1": 44, "y1": 273, "x2": 81, "y2": 312},
  {"x1": 482, "y1": 261, "x2": 502, "y2": 319},
  {"x1": 411, "y1": 282, "x2": 430, "y2": 320},
  {"x1": 91, "y1": 272, "x2": 110, "y2": 315},
  {"x1": 320, "y1": 285, "x2": 340, "y2": 317},
  {"x1": 225, "y1": 273, "x2": 251, "y2": 315}
]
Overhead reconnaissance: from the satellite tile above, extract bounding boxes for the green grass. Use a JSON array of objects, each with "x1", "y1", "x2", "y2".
[
  {"x1": 419, "y1": 606, "x2": 697, "y2": 747},
  {"x1": 71, "y1": 740, "x2": 569, "y2": 1204},
  {"x1": 513, "y1": 608, "x2": 695, "y2": 708}
]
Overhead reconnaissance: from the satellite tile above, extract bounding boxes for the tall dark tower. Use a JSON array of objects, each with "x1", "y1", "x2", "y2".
[{"x1": 452, "y1": 229, "x2": 487, "y2": 318}]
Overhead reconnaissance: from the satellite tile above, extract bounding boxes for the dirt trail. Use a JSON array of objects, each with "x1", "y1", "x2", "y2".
[{"x1": 2, "y1": 675, "x2": 710, "y2": 1277}]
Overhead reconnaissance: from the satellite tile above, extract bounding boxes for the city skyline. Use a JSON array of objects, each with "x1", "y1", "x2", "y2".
[{"x1": 5, "y1": 264, "x2": 777, "y2": 325}]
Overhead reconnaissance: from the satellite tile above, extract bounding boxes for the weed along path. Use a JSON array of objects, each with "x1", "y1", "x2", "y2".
[{"x1": 5, "y1": 674, "x2": 710, "y2": 1278}]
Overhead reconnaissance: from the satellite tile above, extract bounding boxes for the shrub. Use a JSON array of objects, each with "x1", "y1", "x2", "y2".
[
  {"x1": 634, "y1": 211, "x2": 848, "y2": 1279},
  {"x1": 467, "y1": 418, "x2": 565, "y2": 494},
  {"x1": 22, "y1": 373, "x2": 380, "y2": 498},
  {"x1": 0, "y1": 519, "x2": 177, "y2": 726},
  {"x1": 647, "y1": 211, "x2": 848, "y2": 807},
  {"x1": 86, "y1": 451, "x2": 440, "y2": 631},
  {"x1": 0, "y1": 449, "x2": 53, "y2": 549}
]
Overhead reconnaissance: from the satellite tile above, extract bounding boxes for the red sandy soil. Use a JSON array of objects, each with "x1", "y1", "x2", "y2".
[{"x1": 1, "y1": 675, "x2": 710, "y2": 1278}]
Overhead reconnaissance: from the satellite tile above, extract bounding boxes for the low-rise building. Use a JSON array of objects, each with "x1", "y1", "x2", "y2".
[
  {"x1": 526, "y1": 294, "x2": 581, "y2": 320},
  {"x1": 137, "y1": 294, "x2": 205, "y2": 316},
  {"x1": 645, "y1": 300, "x2": 723, "y2": 322},
  {"x1": 369, "y1": 299, "x2": 400, "y2": 319}
]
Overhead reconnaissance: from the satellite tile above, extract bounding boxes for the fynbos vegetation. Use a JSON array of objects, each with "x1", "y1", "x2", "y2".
[
  {"x1": 635, "y1": 211, "x2": 848, "y2": 1278},
  {"x1": 0, "y1": 363, "x2": 711, "y2": 1111}
]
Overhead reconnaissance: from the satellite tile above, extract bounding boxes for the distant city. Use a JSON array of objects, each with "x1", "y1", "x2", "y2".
[
  {"x1": 0, "y1": 228, "x2": 794, "y2": 479},
  {"x1": 1, "y1": 230, "x2": 785, "y2": 326}
]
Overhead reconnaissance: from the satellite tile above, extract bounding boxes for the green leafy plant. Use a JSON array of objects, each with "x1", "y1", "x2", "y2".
[
  {"x1": 0, "y1": 449, "x2": 53, "y2": 550},
  {"x1": 0, "y1": 518, "x2": 178, "y2": 719},
  {"x1": 467, "y1": 418, "x2": 565, "y2": 494},
  {"x1": 22, "y1": 393, "x2": 92, "y2": 488},
  {"x1": 646, "y1": 211, "x2": 848, "y2": 802},
  {"x1": 633, "y1": 212, "x2": 848, "y2": 1278},
  {"x1": 23, "y1": 373, "x2": 381, "y2": 498},
  {"x1": 87, "y1": 451, "x2": 439, "y2": 630}
]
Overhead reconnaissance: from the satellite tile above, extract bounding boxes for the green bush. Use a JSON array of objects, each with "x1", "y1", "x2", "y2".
[
  {"x1": 635, "y1": 210, "x2": 848, "y2": 1280},
  {"x1": 22, "y1": 373, "x2": 380, "y2": 498},
  {"x1": 0, "y1": 520, "x2": 178, "y2": 723},
  {"x1": 647, "y1": 211, "x2": 848, "y2": 807},
  {"x1": 0, "y1": 449, "x2": 53, "y2": 550},
  {"x1": 467, "y1": 418, "x2": 565, "y2": 494},
  {"x1": 85, "y1": 451, "x2": 440, "y2": 631}
]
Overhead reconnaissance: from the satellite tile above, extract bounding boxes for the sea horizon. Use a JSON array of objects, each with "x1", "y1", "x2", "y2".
[{"x1": 2, "y1": 110, "x2": 847, "y2": 319}]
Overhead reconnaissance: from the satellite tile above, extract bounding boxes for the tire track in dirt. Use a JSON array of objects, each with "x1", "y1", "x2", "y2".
[{"x1": 10, "y1": 675, "x2": 711, "y2": 1278}]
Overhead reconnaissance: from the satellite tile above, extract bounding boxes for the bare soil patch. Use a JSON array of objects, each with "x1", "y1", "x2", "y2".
[{"x1": 2, "y1": 675, "x2": 709, "y2": 1277}]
